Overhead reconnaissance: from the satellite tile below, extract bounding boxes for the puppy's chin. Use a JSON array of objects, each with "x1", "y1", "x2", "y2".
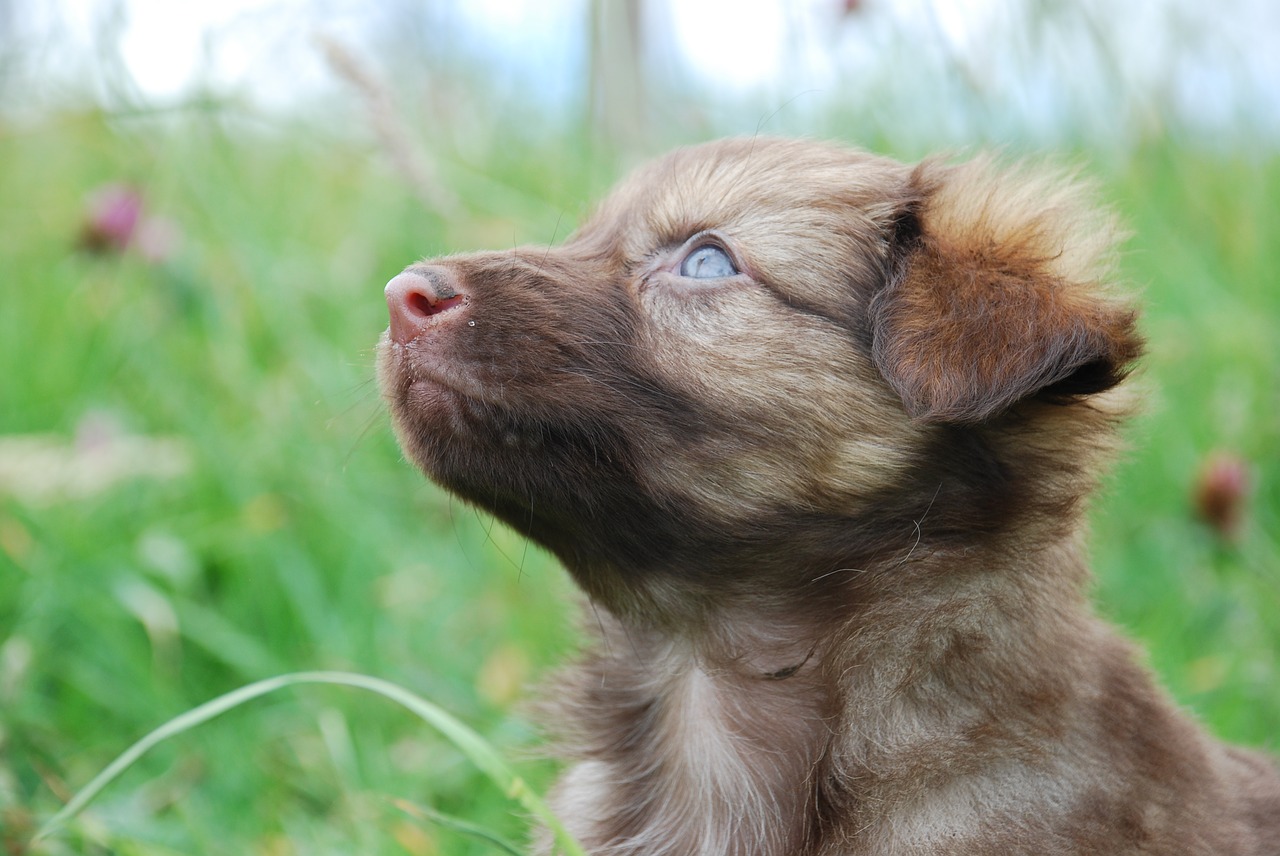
[
  {"x1": 380, "y1": 338, "x2": 537, "y2": 503},
  {"x1": 379, "y1": 334, "x2": 646, "y2": 586}
]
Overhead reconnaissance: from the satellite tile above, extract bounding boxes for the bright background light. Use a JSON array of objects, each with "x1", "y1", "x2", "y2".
[{"x1": 8, "y1": 0, "x2": 1280, "y2": 142}]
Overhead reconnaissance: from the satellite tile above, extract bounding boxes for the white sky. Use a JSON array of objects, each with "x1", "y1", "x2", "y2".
[
  {"x1": 46, "y1": 0, "x2": 837, "y2": 98},
  {"x1": 13, "y1": 0, "x2": 1280, "y2": 140}
]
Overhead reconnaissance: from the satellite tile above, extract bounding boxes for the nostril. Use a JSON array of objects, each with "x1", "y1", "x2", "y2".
[
  {"x1": 385, "y1": 267, "x2": 469, "y2": 344},
  {"x1": 408, "y1": 291, "x2": 466, "y2": 318}
]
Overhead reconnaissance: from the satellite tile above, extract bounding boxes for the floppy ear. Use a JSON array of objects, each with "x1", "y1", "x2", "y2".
[{"x1": 870, "y1": 157, "x2": 1143, "y2": 425}]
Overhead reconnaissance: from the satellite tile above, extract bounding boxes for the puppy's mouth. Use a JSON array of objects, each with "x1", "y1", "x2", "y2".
[{"x1": 380, "y1": 334, "x2": 487, "y2": 407}]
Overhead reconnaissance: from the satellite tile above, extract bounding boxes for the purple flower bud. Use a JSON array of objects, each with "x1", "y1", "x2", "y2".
[
  {"x1": 81, "y1": 184, "x2": 144, "y2": 253},
  {"x1": 1193, "y1": 452, "x2": 1251, "y2": 540}
]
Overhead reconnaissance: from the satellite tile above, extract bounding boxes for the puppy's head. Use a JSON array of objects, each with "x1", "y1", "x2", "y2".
[{"x1": 377, "y1": 138, "x2": 1141, "y2": 612}]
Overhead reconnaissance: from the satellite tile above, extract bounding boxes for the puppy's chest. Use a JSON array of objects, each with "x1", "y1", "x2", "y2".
[{"x1": 555, "y1": 644, "x2": 830, "y2": 856}]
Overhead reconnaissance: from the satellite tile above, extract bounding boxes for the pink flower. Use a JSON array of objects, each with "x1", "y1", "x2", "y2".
[
  {"x1": 79, "y1": 184, "x2": 181, "y2": 263},
  {"x1": 81, "y1": 184, "x2": 144, "y2": 253},
  {"x1": 1192, "y1": 452, "x2": 1251, "y2": 540}
]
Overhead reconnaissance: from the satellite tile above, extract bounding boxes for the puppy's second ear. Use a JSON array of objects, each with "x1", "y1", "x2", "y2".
[{"x1": 871, "y1": 158, "x2": 1143, "y2": 425}]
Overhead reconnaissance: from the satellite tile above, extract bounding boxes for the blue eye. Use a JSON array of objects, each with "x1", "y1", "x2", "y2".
[{"x1": 678, "y1": 244, "x2": 738, "y2": 279}]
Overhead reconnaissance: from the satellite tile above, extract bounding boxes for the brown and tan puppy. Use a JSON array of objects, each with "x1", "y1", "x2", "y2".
[{"x1": 377, "y1": 138, "x2": 1280, "y2": 855}]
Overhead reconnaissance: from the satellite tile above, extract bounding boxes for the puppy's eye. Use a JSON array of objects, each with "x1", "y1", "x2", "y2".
[{"x1": 678, "y1": 245, "x2": 738, "y2": 279}]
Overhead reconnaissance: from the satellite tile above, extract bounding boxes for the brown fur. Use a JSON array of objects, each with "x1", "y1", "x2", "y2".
[{"x1": 377, "y1": 138, "x2": 1280, "y2": 855}]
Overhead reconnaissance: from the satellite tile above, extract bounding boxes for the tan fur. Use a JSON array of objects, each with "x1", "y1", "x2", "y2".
[{"x1": 377, "y1": 137, "x2": 1280, "y2": 854}]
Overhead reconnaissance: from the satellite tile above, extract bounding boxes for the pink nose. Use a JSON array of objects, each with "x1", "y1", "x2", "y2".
[{"x1": 384, "y1": 267, "x2": 468, "y2": 344}]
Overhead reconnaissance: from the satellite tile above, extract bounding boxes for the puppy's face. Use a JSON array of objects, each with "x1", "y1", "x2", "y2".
[{"x1": 377, "y1": 138, "x2": 1140, "y2": 606}]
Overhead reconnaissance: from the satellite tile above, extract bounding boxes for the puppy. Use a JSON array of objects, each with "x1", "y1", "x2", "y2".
[{"x1": 377, "y1": 138, "x2": 1280, "y2": 855}]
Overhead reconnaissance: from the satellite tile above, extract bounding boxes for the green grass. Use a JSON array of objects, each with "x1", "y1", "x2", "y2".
[
  {"x1": 0, "y1": 111, "x2": 586, "y2": 854},
  {"x1": 1091, "y1": 140, "x2": 1280, "y2": 743},
  {"x1": 1, "y1": 111, "x2": 1277, "y2": 853}
]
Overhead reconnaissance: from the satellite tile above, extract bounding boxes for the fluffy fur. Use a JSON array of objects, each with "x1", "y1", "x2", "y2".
[{"x1": 377, "y1": 138, "x2": 1280, "y2": 854}]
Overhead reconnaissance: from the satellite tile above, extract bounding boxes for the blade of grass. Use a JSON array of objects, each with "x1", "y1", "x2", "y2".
[
  {"x1": 34, "y1": 671, "x2": 585, "y2": 856},
  {"x1": 391, "y1": 797, "x2": 524, "y2": 856}
]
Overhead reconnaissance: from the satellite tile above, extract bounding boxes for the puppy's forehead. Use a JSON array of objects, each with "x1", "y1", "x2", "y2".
[{"x1": 577, "y1": 138, "x2": 910, "y2": 259}]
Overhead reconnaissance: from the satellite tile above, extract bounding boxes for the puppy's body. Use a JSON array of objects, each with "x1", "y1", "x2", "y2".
[{"x1": 378, "y1": 138, "x2": 1280, "y2": 854}]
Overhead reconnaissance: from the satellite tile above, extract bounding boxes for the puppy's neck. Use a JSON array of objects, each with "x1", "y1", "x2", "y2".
[
  {"x1": 552, "y1": 606, "x2": 836, "y2": 856},
  {"x1": 550, "y1": 535, "x2": 1096, "y2": 855}
]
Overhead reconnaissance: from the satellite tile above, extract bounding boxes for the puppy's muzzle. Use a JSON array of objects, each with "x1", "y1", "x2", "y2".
[{"x1": 384, "y1": 266, "x2": 469, "y2": 344}]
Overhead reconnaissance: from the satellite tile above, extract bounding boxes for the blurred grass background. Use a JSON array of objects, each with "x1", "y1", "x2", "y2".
[{"x1": 1, "y1": 1, "x2": 1278, "y2": 853}]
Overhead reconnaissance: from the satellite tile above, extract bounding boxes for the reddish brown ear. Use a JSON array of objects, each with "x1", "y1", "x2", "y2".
[{"x1": 871, "y1": 159, "x2": 1143, "y2": 425}]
